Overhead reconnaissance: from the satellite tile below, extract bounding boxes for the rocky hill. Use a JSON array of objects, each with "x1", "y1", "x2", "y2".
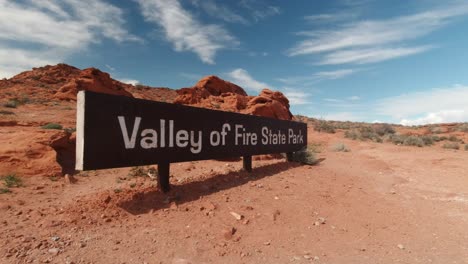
[{"x1": 0, "y1": 64, "x2": 294, "y2": 177}]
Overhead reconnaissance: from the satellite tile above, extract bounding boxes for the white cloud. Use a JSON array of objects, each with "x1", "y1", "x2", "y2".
[
  {"x1": 348, "y1": 95, "x2": 360, "y2": 100},
  {"x1": 319, "y1": 46, "x2": 433, "y2": 65},
  {"x1": 137, "y1": 0, "x2": 239, "y2": 64},
  {"x1": 282, "y1": 88, "x2": 311, "y2": 105},
  {"x1": 239, "y1": 0, "x2": 281, "y2": 21},
  {"x1": 118, "y1": 79, "x2": 140, "y2": 85},
  {"x1": 190, "y1": 0, "x2": 248, "y2": 25},
  {"x1": 321, "y1": 112, "x2": 364, "y2": 122},
  {"x1": 227, "y1": 68, "x2": 270, "y2": 92},
  {"x1": 277, "y1": 68, "x2": 358, "y2": 86},
  {"x1": 288, "y1": 2, "x2": 468, "y2": 64},
  {"x1": 0, "y1": 0, "x2": 138, "y2": 78},
  {"x1": 377, "y1": 84, "x2": 468, "y2": 125}
]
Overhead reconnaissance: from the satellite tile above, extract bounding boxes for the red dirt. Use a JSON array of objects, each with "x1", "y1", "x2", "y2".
[{"x1": 1, "y1": 65, "x2": 468, "y2": 263}]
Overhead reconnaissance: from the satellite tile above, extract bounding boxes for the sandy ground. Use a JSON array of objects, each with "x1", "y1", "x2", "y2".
[{"x1": 1, "y1": 130, "x2": 468, "y2": 264}]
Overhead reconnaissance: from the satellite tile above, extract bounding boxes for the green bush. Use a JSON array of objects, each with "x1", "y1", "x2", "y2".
[
  {"x1": 287, "y1": 148, "x2": 319, "y2": 165},
  {"x1": 314, "y1": 120, "x2": 336, "y2": 133},
  {"x1": 403, "y1": 136, "x2": 425, "y2": 147},
  {"x1": 332, "y1": 143, "x2": 350, "y2": 152},
  {"x1": 2, "y1": 174, "x2": 22, "y2": 188},
  {"x1": 0, "y1": 110, "x2": 15, "y2": 115},
  {"x1": 41, "y1": 123, "x2": 63, "y2": 130},
  {"x1": 443, "y1": 142, "x2": 459, "y2": 150},
  {"x1": 3, "y1": 99, "x2": 18, "y2": 108}
]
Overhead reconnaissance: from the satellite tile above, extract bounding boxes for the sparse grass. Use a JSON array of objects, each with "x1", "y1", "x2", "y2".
[
  {"x1": 0, "y1": 110, "x2": 15, "y2": 115},
  {"x1": 3, "y1": 99, "x2": 18, "y2": 108},
  {"x1": 48, "y1": 176, "x2": 59, "y2": 181},
  {"x1": 0, "y1": 188, "x2": 11, "y2": 194},
  {"x1": 448, "y1": 135, "x2": 460, "y2": 142},
  {"x1": 443, "y1": 142, "x2": 460, "y2": 150},
  {"x1": 374, "y1": 124, "x2": 395, "y2": 136},
  {"x1": 128, "y1": 166, "x2": 150, "y2": 178},
  {"x1": 41, "y1": 123, "x2": 63, "y2": 130},
  {"x1": 420, "y1": 135, "x2": 434, "y2": 146},
  {"x1": 345, "y1": 126, "x2": 382, "y2": 142},
  {"x1": 64, "y1": 127, "x2": 76, "y2": 133},
  {"x1": 129, "y1": 183, "x2": 137, "y2": 188},
  {"x1": 456, "y1": 123, "x2": 468, "y2": 132},
  {"x1": 307, "y1": 142, "x2": 322, "y2": 153},
  {"x1": 332, "y1": 143, "x2": 350, "y2": 152},
  {"x1": 2, "y1": 174, "x2": 23, "y2": 188},
  {"x1": 428, "y1": 126, "x2": 444, "y2": 134},
  {"x1": 314, "y1": 120, "x2": 336, "y2": 133},
  {"x1": 287, "y1": 148, "x2": 319, "y2": 165},
  {"x1": 3, "y1": 96, "x2": 30, "y2": 108},
  {"x1": 114, "y1": 188, "x2": 122, "y2": 193}
]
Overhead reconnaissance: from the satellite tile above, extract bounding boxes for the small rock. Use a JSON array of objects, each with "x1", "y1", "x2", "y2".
[
  {"x1": 14, "y1": 211, "x2": 23, "y2": 216},
  {"x1": 103, "y1": 196, "x2": 111, "y2": 204},
  {"x1": 313, "y1": 256, "x2": 320, "y2": 261},
  {"x1": 271, "y1": 210, "x2": 281, "y2": 221},
  {"x1": 50, "y1": 236, "x2": 60, "y2": 242},
  {"x1": 79, "y1": 242, "x2": 86, "y2": 248},
  {"x1": 274, "y1": 196, "x2": 279, "y2": 200},
  {"x1": 317, "y1": 217, "x2": 326, "y2": 224},
  {"x1": 390, "y1": 189, "x2": 397, "y2": 194},
  {"x1": 105, "y1": 218, "x2": 112, "y2": 223},
  {"x1": 303, "y1": 255, "x2": 312, "y2": 260},
  {"x1": 263, "y1": 241, "x2": 271, "y2": 246},
  {"x1": 313, "y1": 221, "x2": 320, "y2": 226},
  {"x1": 230, "y1": 211, "x2": 243, "y2": 220},
  {"x1": 222, "y1": 227, "x2": 236, "y2": 240},
  {"x1": 397, "y1": 244, "x2": 405, "y2": 250},
  {"x1": 170, "y1": 202, "x2": 178, "y2": 210},
  {"x1": 48, "y1": 248, "x2": 59, "y2": 255}
]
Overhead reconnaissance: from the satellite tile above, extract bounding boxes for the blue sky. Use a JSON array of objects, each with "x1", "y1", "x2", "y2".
[{"x1": 1, "y1": 0, "x2": 468, "y2": 125}]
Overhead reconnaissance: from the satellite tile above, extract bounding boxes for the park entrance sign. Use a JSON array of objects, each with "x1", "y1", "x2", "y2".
[{"x1": 76, "y1": 91, "x2": 307, "y2": 191}]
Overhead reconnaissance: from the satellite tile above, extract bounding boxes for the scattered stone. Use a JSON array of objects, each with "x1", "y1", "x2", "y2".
[
  {"x1": 317, "y1": 217, "x2": 326, "y2": 224},
  {"x1": 105, "y1": 218, "x2": 112, "y2": 223},
  {"x1": 103, "y1": 196, "x2": 112, "y2": 204},
  {"x1": 50, "y1": 236, "x2": 60, "y2": 242},
  {"x1": 242, "y1": 219, "x2": 250, "y2": 225},
  {"x1": 313, "y1": 256, "x2": 320, "y2": 261},
  {"x1": 222, "y1": 227, "x2": 236, "y2": 240},
  {"x1": 14, "y1": 211, "x2": 23, "y2": 216},
  {"x1": 271, "y1": 210, "x2": 281, "y2": 221},
  {"x1": 48, "y1": 248, "x2": 59, "y2": 255},
  {"x1": 79, "y1": 242, "x2": 86, "y2": 248},
  {"x1": 263, "y1": 241, "x2": 271, "y2": 246},
  {"x1": 397, "y1": 244, "x2": 405, "y2": 250},
  {"x1": 230, "y1": 211, "x2": 243, "y2": 220},
  {"x1": 274, "y1": 196, "x2": 279, "y2": 200},
  {"x1": 303, "y1": 255, "x2": 312, "y2": 260},
  {"x1": 313, "y1": 221, "x2": 320, "y2": 226},
  {"x1": 390, "y1": 189, "x2": 397, "y2": 194}
]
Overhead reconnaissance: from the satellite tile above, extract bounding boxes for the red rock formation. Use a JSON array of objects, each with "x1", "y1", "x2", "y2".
[
  {"x1": 54, "y1": 68, "x2": 133, "y2": 100},
  {"x1": 174, "y1": 76, "x2": 292, "y2": 121}
]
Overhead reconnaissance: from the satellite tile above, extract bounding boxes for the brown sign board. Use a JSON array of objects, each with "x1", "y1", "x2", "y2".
[{"x1": 76, "y1": 91, "x2": 307, "y2": 171}]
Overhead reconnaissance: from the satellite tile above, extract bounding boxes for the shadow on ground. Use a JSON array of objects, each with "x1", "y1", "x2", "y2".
[{"x1": 118, "y1": 161, "x2": 314, "y2": 215}]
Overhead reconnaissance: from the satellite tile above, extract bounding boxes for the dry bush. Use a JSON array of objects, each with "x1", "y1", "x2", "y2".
[
  {"x1": 403, "y1": 136, "x2": 425, "y2": 147},
  {"x1": 465, "y1": 144, "x2": 468, "y2": 151},
  {"x1": 332, "y1": 143, "x2": 350, "y2": 152},
  {"x1": 287, "y1": 148, "x2": 319, "y2": 165},
  {"x1": 456, "y1": 123, "x2": 468, "y2": 132},
  {"x1": 374, "y1": 124, "x2": 396, "y2": 136},
  {"x1": 314, "y1": 120, "x2": 336, "y2": 133},
  {"x1": 443, "y1": 142, "x2": 460, "y2": 150}
]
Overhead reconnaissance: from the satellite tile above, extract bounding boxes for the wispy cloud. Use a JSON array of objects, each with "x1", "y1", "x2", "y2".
[
  {"x1": 277, "y1": 68, "x2": 359, "y2": 86},
  {"x1": 0, "y1": 0, "x2": 139, "y2": 78},
  {"x1": 239, "y1": 0, "x2": 281, "y2": 21},
  {"x1": 190, "y1": 0, "x2": 248, "y2": 25},
  {"x1": 288, "y1": 2, "x2": 468, "y2": 64},
  {"x1": 377, "y1": 84, "x2": 468, "y2": 125},
  {"x1": 227, "y1": 68, "x2": 269, "y2": 92},
  {"x1": 320, "y1": 46, "x2": 433, "y2": 65},
  {"x1": 282, "y1": 88, "x2": 312, "y2": 105},
  {"x1": 137, "y1": 0, "x2": 239, "y2": 64}
]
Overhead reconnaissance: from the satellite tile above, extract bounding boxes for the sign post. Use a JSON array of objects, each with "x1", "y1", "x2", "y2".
[{"x1": 76, "y1": 91, "x2": 307, "y2": 192}]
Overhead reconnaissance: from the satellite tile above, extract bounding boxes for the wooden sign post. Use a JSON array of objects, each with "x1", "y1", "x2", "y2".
[{"x1": 76, "y1": 91, "x2": 307, "y2": 192}]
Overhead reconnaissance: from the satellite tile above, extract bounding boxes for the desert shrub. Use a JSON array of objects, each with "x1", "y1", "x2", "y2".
[
  {"x1": 307, "y1": 142, "x2": 322, "y2": 153},
  {"x1": 344, "y1": 129, "x2": 361, "y2": 140},
  {"x1": 465, "y1": 144, "x2": 468, "y2": 151},
  {"x1": 403, "y1": 136, "x2": 425, "y2": 147},
  {"x1": 332, "y1": 143, "x2": 350, "y2": 152},
  {"x1": 456, "y1": 123, "x2": 468, "y2": 132},
  {"x1": 389, "y1": 134, "x2": 406, "y2": 145},
  {"x1": 64, "y1": 127, "x2": 76, "y2": 133},
  {"x1": 0, "y1": 110, "x2": 14, "y2": 115},
  {"x1": 428, "y1": 126, "x2": 444, "y2": 134},
  {"x1": 128, "y1": 166, "x2": 147, "y2": 177},
  {"x1": 374, "y1": 124, "x2": 396, "y2": 136},
  {"x1": 358, "y1": 126, "x2": 382, "y2": 142},
  {"x1": 2, "y1": 174, "x2": 22, "y2": 188},
  {"x1": 314, "y1": 120, "x2": 336, "y2": 133},
  {"x1": 439, "y1": 136, "x2": 448, "y2": 141},
  {"x1": 448, "y1": 135, "x2": 460, "y2": 142},
  {"x1": 431, "y1": 135, "x2": 441, "y2": 142},
  {"x1": 420, "y1": 135, "x2": 434, "y2": 146},
  {"x1": 41, "y1": 123, "x2": 63, "y2": 130},
  {"x1": 0, "y1": 188, "x2": 11, "y2": 194},
  {"x1": 287, "y1": 148, "x2": 319, "y2": 165},
  {"x1": 443, "y1": 142, "x2": 459, "y2": 150},
  {"x1": 3, "y1": 99, "x2": 19, "y2": 108}
]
